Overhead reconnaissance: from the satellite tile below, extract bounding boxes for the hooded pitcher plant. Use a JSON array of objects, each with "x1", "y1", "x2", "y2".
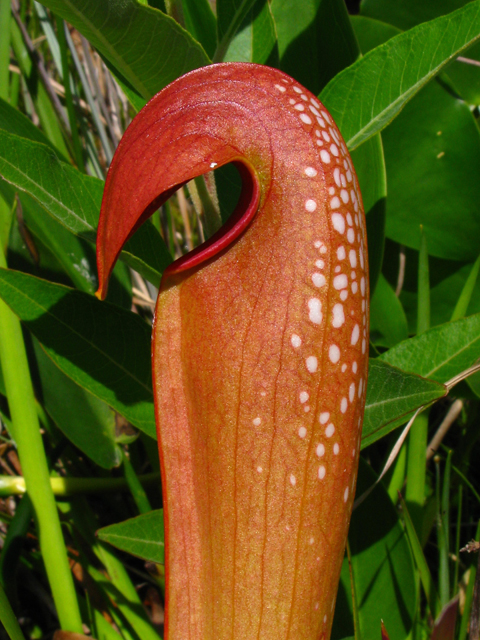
[{"x1": 96, "y1": 63, "x2": 369, "y2": 640}]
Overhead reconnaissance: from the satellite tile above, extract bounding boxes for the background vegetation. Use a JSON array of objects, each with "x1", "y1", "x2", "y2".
[{"x1": 0, "y1": 0, "x2": 480, "y2": 638}]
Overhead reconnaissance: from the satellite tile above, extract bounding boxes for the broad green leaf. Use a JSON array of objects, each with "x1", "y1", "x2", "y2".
[
  {"x1": 38, "y1": 0, "x2": 209, "y2": 100},
  {"x1": 383, "y1": 80, "x2": 480, "y2": 262},
  {"x1": 33, "y1": 340, "x2": 121, "y2": 469},
  {"x1": 351, "y1": 15, "x2": 480, "y2": 262},
  {"x1": 97, "y1": 510, "x2": 164, "y2": 564},
  {"x1": 380, "y1": 313, "x2": 480, "y2": 384},
  {"x1": 272, "y1": 0, "x2": 359, "y2": 96},
  {"x1": 0, "y1": 130, "x2": 171, "y2": 285},
  {"x1": 214, "y1": 0, "x2": 258, "y2": 62},
  {"x1": 370, "y1": 274, "x2": 408, "y2": 347},
  {"x1": 332, "y1": 459, "x2": 416, "y2": 640},
  {"x1": 0, "y1": 268, "x2": 155, "y2": 437},
  {"x1": 362, "y1": 360, "x2": 446, "y2": 449},
  {"x1": 320, "y1": 0, "x2": 480, "y2": 150},
  {"x1": 360, "y1": 0, "x2": 480, "y2": 104},
  {"x1": 0, "y1": 96, "x2": 59, "y2": 152},
  {"x1": 223, "y1": 0, "x2": 278, "y2": 65},
  {"x1": 181, "y1": 0, "x2": 217, "y2": 59}
]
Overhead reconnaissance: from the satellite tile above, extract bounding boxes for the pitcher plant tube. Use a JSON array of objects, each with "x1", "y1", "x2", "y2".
[{"x1": 96, "y1": 62, "x2": 369, "y2": 640}]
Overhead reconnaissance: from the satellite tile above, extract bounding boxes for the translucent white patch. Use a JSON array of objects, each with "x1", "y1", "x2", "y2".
[
  {"x1": 333, "y1": 274, "x2": 348, "y2": 290},
  {"x1": 332, "y1": 303, "x2": 345, "y2": 328},
  {"x1": 305, "y1": 166, "x2": 317, "y2": 177},
  {"x1": 340, "y1": 189, "x2": 349, "y2": 204},
  {"x1": 321, "y1": 111, "x2": 332, "y2": 123},
  {"x1": 334, "y1": 168, "x2": 341, "y2": 186},
  {"x1": 301, "y1": 94, "x2": 308, "y2": 101},
  {"x1": 337, "y1": 246, "x2": 346, "y2": 260},
  {"x1": 340, "y1": 290, "x2": 348, "y2": 301},
  {"x1": 309, "y1": 105, "x2": 320, "y2": 116},
  {"x1": 362, "y1": 338, "x2": 366, "y2": 354},
  {"x1": 291, "y1": 334, "x2": 302, "y2": 348},
  {"x1": 340, "y1": 397, "x2": 348, "y2": 413},
  {"x1": 329, "y1": 344, "x2": 340, "y2": 363},
  {"x1": 312, "y1": 273, "x2": 326, "y2": 288},
  {"x1": 257, "y1": 466, "x2": 263, "y2": 473},
  {"x1": 318, "y1": 465, "x2": 326, "y2": 479},
  {"x1": 342, "y1": 363, "x2": 347, "y2": 373},
  {"x1": 351, "y1": 281, "x2": 358, "y2": 294},
  {"x1": 349, "y1": 249, "x2": 357, "y2": 268},
  {"x1": 352, "y1": 361, "x2": 358, "y2": 373},
  {"x1": 315, "y1": 259, "x2": 325, "y2": 268},
  {"x1": 322, "y1": 130, "x2": 331, "y2": 142},
  {"x1": 325, "y1": 423, "x2": 335, "y2": 437},
  {"x1": 328, "y1": 187, "x2": 335, "y2": 196},
  {"x1": 305, "y1": 199, "x2": 317, "y2": 212},
  {"x1": 344, "y1": 487, "x2": 349, "y2": 502},
  {"x1": 275, "y1": 84, "x2": 286, "y2": 92},
  {"x1": 299, "y1": 426, "x2": 307, "y2": 439},
  {"x1": 290, "y1": 474, "x2": 297, "y2": 486},
  {"x1": 351, "y1": 271, "x2": 356, "y2": 279},
  {"x1": 316, "y1": 443, "x2": 325, "y2": 457},
  {"x1": 330, "y1": 143, "x2": 339, "y2": 156},
  {"x1": 253, "y1": 417, "x2": 261, "y2": 426},
  {"x1": 347, "y1": 228, "x2": 355, "y2": 243},
  {"x1": 293, "y1": 86, "x2": 302, "y2": 93},
  {"x1": 358, "y1": 378, "x2": 363, "y2": 397},
  {"x1": 360, "y1": 277, "x2": 366, "y2": 296},
  {"x1": 349, "y1": 383, "x2": 355, "y2": 402},
  {"x1": 330, "y1": 196, "x2": 341, "y2": 210},
  {"x1": 306, "y1": 356, "x2": 318, "y2": 373},
  {"x1": 319, "y1": 412, "x2": 329, "y2": 424},
  {"x1": 300, "y1": 113, "x2": 312, "y2": 125},
  {"x1": 210, "y1": 162, "x2": 217, "y2": 168},
  {"x1": 294, "y1": 103, "x2": 305, "y2": 111},
  {"x1": 300, "y1": 391, "x2": 309, "y2": 403},
  {"x1": 346, "y1": 212, "x2": 353, "y2": 226},
  {"x1": 320, "y1": 150, "x2": 330, "y2": 163},
  {"x1": 317, "y1": 117, "x2": 326, "y2": 128},
  {"x1": 331, "y1": 213, "x2": 345, "y2": 234},
  {"x1": 341, "y1": 173, "x2": 347, "y2": 188},
  {"x1": 308, "y1": 297, "x2": 322, "y2": 324},
  {"x1": 333, "y1": 443, "x2": 339, "y2": 455},
  {"x1": 351, "y1": 324, "x2": 360, "y2": 346},
  {"x1": 346, "y1": 170, "x2": 352, "y2": 182}
]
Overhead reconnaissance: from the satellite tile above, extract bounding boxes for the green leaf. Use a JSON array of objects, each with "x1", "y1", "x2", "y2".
[
  {"x1": 37, "y1": 0, "x2": 209, "y2": 100},
  {"x1": 398, "y1": 493, "x2": 439, "y2": 616},
  {"x1": 223, "y1": 0, "x2": 278, "y2": 65},
  {"x1": 97, "y1": 510, "x2": 164, "y2": 564},
  {"x1": 370, "y1": 274, "x2": 408, "y2": 347},
  {"x1": 272, "y1": 0, "x2": 360, "y2": 96},
  {"x1": 0, "y1": 96, "x2": 59, "y2": 152},
  {"x1": 382, "y1": 79, "x2": 480, "y2": 263},
  {"x1": 0, "y1": 268, "x2": 155, "y2": 437},
  {"x1": 320, "y1": 0, "x2": 480, "y2": 150},
  {"x1": 380, "y1": 313, "x2": 480, "y2": 384},
  {"x1": 362, "y1": 360, "x2": 446, "y2": 449},
  {"x1": 332, "y1": 459, "x2": 416, "y2": 640},
  {"x1": 0, "y1": 130, "x2": 171, "y2": 285},
  {"x1": 451, "y1": 254, "x2": 480, "y2": 321},
  {"x1": 33, "y1": 340, "x2": 121, "y2": 469},
  {"x1": 360, "y1": 0, "x2": 480, "y2": 105},
  {"x1": 214, "y1": 0, "x2": 258, "y2": 62},
  {"x1": 181, "y1": 0, "x2": 217, "y2": 59}
]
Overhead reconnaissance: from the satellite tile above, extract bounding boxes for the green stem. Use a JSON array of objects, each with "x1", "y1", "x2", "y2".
[
  {"x1": 405, "y1": 412, "x2": 429, "y2": 536},
  {"x1": 0, "y1": 582, "x2": 24, "y2": 640},
  {"x1": 0, "y1": 471, "x2": 159, "y2": 496},
  {"x1": 458, "y1": 520, "x2": 480, "y2": 640},
  {"x1": 417, "y1": 226, "x2": 430, "y2": 336},
  {"x1": 122, "y1": 448, "x2": 153, "y2": 514},
  {"x1": 0, "y1": 246, "x2": 82, "y2": 632}
]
